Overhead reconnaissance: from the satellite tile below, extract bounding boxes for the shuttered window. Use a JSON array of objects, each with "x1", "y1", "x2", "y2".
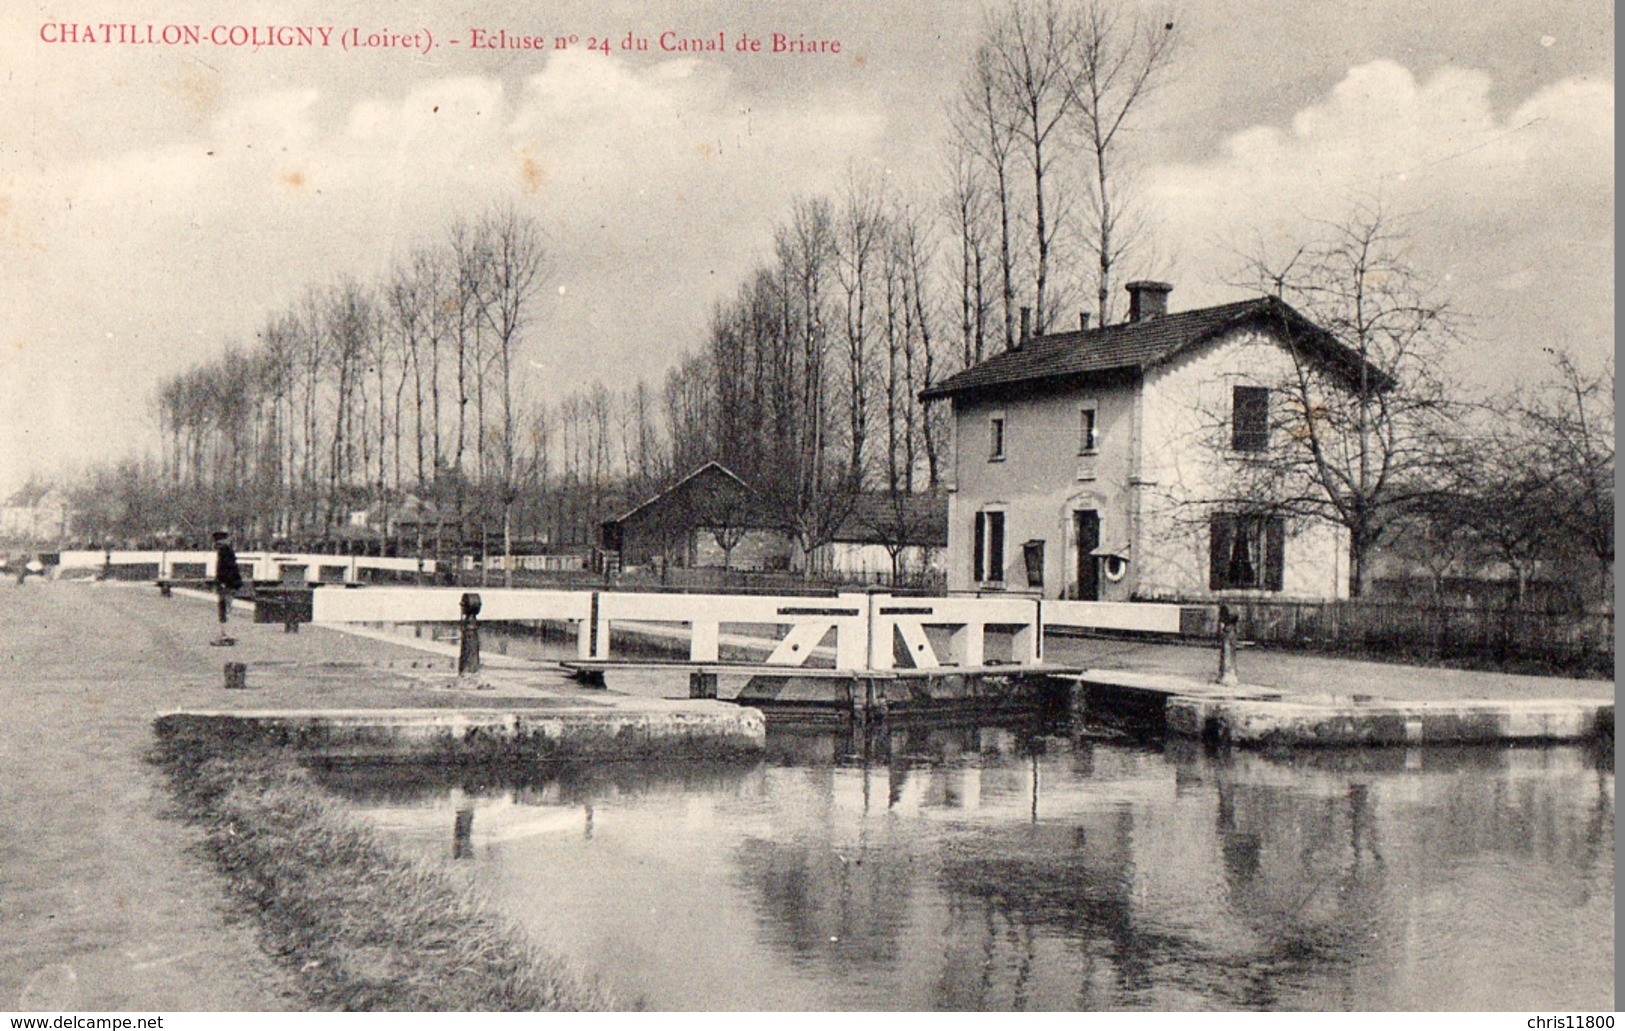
[
  {"x1": 974, "y1": 510, "x2": 1005, "y2": 583},
  {"x1": 974, "y1": 512, "x2": 985, "y2": 582},
  {"x1": 1208, "y1": 512, "x2": 1285, "y2": 591},
  {"x1": 1232, "y1": 386, "x2": 1270, "y2": 451}
]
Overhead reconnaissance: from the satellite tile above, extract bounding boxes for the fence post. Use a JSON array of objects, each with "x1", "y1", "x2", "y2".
[
  {"x1": 835, "y1": 592, "x2": 870, "y2": 671},
  {"x1": 590, "y1": 591, "x2": 609, "y2": 660},
  {"x1": 458, "y1": 592, "x2": 481, "y2": 676},
  {"x1": 576, "y1": 596, "x2": 594, "y2": 660},
  {"x1": 1216, "y1": 604, "x2": 1240, "y2": 686}
]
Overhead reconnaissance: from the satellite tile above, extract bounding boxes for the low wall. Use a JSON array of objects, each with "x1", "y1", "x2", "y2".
[
  {"x1": 154, "y1": 706, "x2": 767, "y2": 764},
  {"x1": 1168, "y1": 695, "x2": 1614, "y2": 747}
]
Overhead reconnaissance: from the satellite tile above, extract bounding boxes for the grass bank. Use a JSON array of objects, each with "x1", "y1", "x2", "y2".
[{"x1": 153, "y1": 741, "x2": 618, "y2": 1011}]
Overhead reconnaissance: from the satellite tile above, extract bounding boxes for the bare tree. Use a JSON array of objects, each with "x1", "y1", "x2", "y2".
[
  {"x1": 954, "y1": 39, "x2": 1020, "y2": 350},
  {"x1": 775, "y1": 199, "x2": 862, "y2": 577},
  {"x1": 991, "y1": 0, "x2": 1078, "y2": 334},
  {"x1": 945, "y1": 139, "x2": 993, "y2": 367},
  {"x1": 861, "y1": 492, "x2": 943, "y2": 586},
  {"x1": 1518, "y1": 350, "x2": 1615, "y2": 595},
  {"x1": 254, "y1": 312, "x2": 298, "y2": 539},
  {"x1": 321, "y1": 279, "x2": 375, "y2": 543},
  {"x1": 1067, "y1": 1, "x2": 1177, "y2": 325},
  {"x1": 1439, "y1": 350, "x2": 1617, "y2": 606},
  {"x1": 695, "y1": 480, "x2": 759, "y2": 572},
  {"x1": 1439, "y1": 425, "x2": 1560, "y2": 604},
  {"x1": 898, "y1": 206, "x2": 946, "y2": 489},
  {"x1": 470, "y1": 207, "x2": 548, "y2": 586},
  {"x1": 446, "y1": 218, "x2": 490, "y2": 571},
  {"x1": 664, "y1": 351, "x2": 717, "y2": 481},
  {"x1": 834, "y1": 176, "x2": 886, "y2": 486},
  {"x1": 1226, "y1": 204, "x2": 1461, "y2": 597}
]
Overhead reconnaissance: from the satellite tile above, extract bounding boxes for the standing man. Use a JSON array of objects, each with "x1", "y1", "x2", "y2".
[{"x1": 212, "y1": 530, "x2": 243, "y2": 645}]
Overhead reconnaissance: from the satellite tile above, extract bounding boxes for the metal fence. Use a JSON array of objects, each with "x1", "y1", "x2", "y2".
[
  {"x1": 447, "y1": 565, "x2": 948, "y2": 597},
  {"x1": 1205, "y1": 598, "x2": 1614, "y2": 678}
]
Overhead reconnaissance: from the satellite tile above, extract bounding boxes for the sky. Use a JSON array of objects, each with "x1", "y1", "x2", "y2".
[{"x1": 0, "y1": 0, "x2": 1613, "y2": 498}]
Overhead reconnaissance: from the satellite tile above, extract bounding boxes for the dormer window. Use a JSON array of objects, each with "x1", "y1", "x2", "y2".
[
  {"x1": 1232, "y1": 386, "x2": 1269, "y2": 451},
  {"x1": 989, "y1": 413, "x2": 1006, "y2": 461}
]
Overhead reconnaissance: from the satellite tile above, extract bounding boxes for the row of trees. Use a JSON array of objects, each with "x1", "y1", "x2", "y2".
[
  {"x1": 48, "y1": 0, "x2": 1610, "y2": 606},
  {"x1": 144, "y1": 207, "x2": 546, "y2": 571},
  {"x1": 1418, "y1": 351, "x2": 1614, "y2": 601},
  {"x1": 80, "y1": 180, "x2": 965, "y2": 578},
  {"x1": 77, "y1": 0, "x2": 1182, "y2": 573},
  {"x1": 663, "y1": 189, "x2": 951, "y2": 566},
  {"x1": 949, "y1": 0, "x2": 1175, "y2": 360}
]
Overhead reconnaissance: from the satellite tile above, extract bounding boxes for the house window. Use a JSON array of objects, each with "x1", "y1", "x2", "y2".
[
  {"x1": 1078, "y1": 403, "x2": 1098, "y2": 454},
  {"x1": 1209, "y1": 512, "x2": 1285, "y2": 591},
  {"x1": 973, "y1": 510, "x2": 1006, "y2": 583},
  {"x1": 989, "y1": 414, "x2": 1006, "y2": 461},
  {"x1": 1232, "y1": 386, "x2": 1270, "y2": 451}
]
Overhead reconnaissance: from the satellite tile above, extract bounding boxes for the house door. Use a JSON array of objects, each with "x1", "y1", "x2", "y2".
[{"x1": 1075, "y1": 509, "x2": 1100, "y2": 601}]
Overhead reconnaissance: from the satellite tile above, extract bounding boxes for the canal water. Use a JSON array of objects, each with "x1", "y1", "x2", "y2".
[{"x1": 320, "y1": 710, "x2": 1614, "y2": 1011}]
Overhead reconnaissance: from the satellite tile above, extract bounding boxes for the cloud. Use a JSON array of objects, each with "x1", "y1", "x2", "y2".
[
  {"x1": 1145, "y1": 59, "x2": 1613, "y2": 383},
  {"x1": 1152, "y1": 60, "x2": 1611, "y2": 226}
]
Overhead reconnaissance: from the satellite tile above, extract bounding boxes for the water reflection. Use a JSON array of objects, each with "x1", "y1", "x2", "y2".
[{"x1": 327, "y1": 727, "x2": 1614, "y2": 1011}]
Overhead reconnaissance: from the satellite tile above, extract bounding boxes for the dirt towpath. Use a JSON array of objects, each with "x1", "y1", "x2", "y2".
[{"x1": 0, "y1": 579, "x2": 523, "y2": 1011}]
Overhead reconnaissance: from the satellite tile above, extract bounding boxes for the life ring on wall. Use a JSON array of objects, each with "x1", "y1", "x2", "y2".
[{"x1": 1102, "y1": 555, "x2": 1128, "y2": 582}]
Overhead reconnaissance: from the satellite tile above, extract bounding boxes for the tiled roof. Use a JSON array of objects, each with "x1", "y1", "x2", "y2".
[
  {"x1": 836, "y1": 492, "x2": 948, "y2": 547},
  {"x1": 609, "y1": 460, "x2": 753, "y2": 526},
  {"x1": 920, "y1": 296, "x2": 1372, "y2": 401}
]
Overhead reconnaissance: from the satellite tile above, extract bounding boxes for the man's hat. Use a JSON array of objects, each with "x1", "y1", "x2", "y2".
[{"x1": 212, "y1": 530, "x2": 230, "y2": 541}]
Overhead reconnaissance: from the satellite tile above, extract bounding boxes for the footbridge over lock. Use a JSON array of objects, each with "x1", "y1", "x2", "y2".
[{"x1": 305, "y1": 586, "x2": 1198, "y2": 717}]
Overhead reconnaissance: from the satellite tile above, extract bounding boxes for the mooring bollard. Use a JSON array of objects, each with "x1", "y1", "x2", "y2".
[
  {"x1": 458, "y1": 592, "x2": 482, "y2": 676},
  {"x1": 453, "y1": 806, "x2": 475, "y2": 860},
  {"x1": 1216, "y1": 604, "x2": 1240, "y2": 686},
  {"x1": 223, "y1": 661, "x2": 248, "y2": 690}
]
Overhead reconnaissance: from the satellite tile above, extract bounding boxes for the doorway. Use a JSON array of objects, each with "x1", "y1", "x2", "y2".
[{"x1": 1074, "y1": 509, "x2": 1100, "y2": 601}]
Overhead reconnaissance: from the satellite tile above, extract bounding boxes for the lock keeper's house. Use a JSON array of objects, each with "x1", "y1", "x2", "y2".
[{"x1": 919, "y1": 282, "x2": 1385, "y2": 603}]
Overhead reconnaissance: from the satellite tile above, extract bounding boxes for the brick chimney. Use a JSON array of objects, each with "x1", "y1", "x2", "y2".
[
  {"x1": 1126, "y1": 281, "x2": 1173, "y2": 322},
  {"x1": 1018, "y1": 306, "x2": 1031, "y2": 347},
  {"x1": 1079, "y1": 312, "x2": 1091, "y2": 331}
]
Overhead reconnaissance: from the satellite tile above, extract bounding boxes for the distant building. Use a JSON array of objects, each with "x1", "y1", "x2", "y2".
[
  {"x1": 921, "y1": 282, "x2": 1382, "y2": 602},
  {"x1": 604, "y1": 461, "x2": 947, "y2": 580},
  {"x1": 604, "y1": 462, "x2": 783, "y2": 570},
  {"x1": 0, "y1": 487, "x2": 70, "y2": 542},
  {"x1": 805, "y1": 492, "x2": 948, "y2": 581}
]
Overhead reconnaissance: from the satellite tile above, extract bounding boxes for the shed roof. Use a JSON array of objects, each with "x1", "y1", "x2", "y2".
[
  {"x1": 835, "y1": 492, "x2": 948, "y2": 547},
  {"x1": 609, "y1": 460, "x2": 754, "y2": 527}
]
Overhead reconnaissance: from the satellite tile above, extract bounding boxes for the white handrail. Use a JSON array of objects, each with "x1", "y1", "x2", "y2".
[{"x1": 60, "y1": 549, "x2": 439, "y2": 583}]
